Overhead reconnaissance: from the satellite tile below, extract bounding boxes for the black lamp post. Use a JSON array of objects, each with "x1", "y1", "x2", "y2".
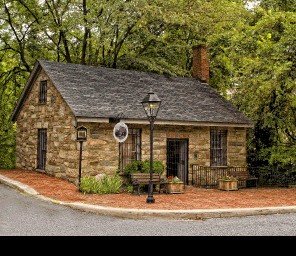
[
  {"x1": 141, "y1": 90, "x2": 161, "y2": 203},
  {"x1": 76, "y1": 126, "x2": 87, "y2": 191}
]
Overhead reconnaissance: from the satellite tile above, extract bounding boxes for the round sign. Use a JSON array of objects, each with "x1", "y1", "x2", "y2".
[{"x1": 113, "y1": 122, "x2": 128, "y2": 143}]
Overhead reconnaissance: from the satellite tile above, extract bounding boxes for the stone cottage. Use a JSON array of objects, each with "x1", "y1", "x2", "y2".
[{"x1": 10, "y1": 45, "x2": 253, "y2": 185}]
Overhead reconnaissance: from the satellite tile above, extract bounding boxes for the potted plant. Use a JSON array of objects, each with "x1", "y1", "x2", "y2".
[
  {"x1": 165, "y1": 176, "x2": 184, "y2": 194},
  {"x1": 218, "y1": 175, "x2": 238, "y2": 191}
]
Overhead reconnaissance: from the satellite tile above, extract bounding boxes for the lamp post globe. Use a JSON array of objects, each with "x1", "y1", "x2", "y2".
[{"x1": 141, "y1": 90, "x2": 161, "y2": 203}]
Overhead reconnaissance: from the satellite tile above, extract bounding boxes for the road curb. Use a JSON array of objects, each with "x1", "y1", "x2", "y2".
[
  {"x1": 0, "y1": 174, "x2": 40, "y2": 196},
  {"x1": 61, "y1": 202, "x2": 296, "y2": 220}
]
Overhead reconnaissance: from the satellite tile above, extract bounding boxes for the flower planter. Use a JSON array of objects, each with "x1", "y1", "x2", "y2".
[
  {"x1": 218, "y1": 179, "x2": 238, "y2": 191},
  {"x1": 165, "y1": 182, "x2": 184, "y2": 194}
]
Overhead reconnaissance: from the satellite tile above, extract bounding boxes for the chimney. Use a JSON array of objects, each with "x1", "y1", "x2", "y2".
[{"x1": 192, "y1": 45, "x2": 210, "y2": 83}]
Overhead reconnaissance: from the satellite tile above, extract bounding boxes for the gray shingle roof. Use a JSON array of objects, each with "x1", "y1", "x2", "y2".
[{"x1": 13, "y1": 60, "x2": 253, "y2": 126}]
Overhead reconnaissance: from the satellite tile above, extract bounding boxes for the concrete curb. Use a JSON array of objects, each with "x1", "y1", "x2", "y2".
[
  {"x1": 0, "y1": 174, "x2": 40, "y2": 196},
  {"x1": 60, "y1": 202, "x2": 296, "y2": 220},
  {"x1": 2, "y1": 174, "x2": 296, "y2": 220}
]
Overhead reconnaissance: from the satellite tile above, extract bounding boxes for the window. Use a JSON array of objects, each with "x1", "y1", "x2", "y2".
[
  {"x1": 210, "y1": 128, "x2": 227, "y2": 166},
  {"x1": 39, "y1": 80, "x2": 47, "y2": 103},
  {"x1": 119, "y1": 129, "x2": 141, "y2": 172}
]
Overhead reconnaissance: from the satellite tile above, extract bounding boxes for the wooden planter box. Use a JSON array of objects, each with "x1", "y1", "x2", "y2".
[
  {"x1": 218, "y1": 179, "x2": 238, "y2": 191},
  {"x1": 165, "y1": 182, "x2": 184, "y2": 194}
]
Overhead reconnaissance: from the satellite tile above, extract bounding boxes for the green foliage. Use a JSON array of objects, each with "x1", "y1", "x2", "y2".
[
  {"x1": 142, "y1": 160, "x2": 164, "y2": 174},
  {"x1": 259, "y1": 0, "x2": 296, "y2": 12},
  {"x1": 268, "y1": 146, "x2": 296, "y2": 167},
  {"x1": 123, "y1": 159, "x2": 164, "y2": 175},
  {"x1": 123, "y1": 160, "x2": 143, "y2": 175},
  {"x1": 79, "y1": 174, "x2": 123, "y2": 194},
  {"x1": 79, "y1": 176, "x2": 98, "y2": 194},
  {"x1": 0, "y1": 105, "x2": 16, "y2": 168},
  {"x1": 225, "y1": 9, "x2": 296, "y2": 168},
  {"x1": 0, "y1": 80, "x2": 18, "y2": 168},
  {"x1": 126, "y1": 184, "x2": 134, "y2": 193}
]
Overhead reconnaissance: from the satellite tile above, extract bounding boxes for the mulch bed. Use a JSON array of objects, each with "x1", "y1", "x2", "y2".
[{"x1": 1, "y1": 169, "x2": 296, "y2": 210}]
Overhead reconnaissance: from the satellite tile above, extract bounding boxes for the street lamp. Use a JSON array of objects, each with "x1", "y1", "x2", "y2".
[
  {"x1": 141, "y1": 90, "x2": 161, "y2": 203},
  {"x1": 77, "y1": 126, "x2": 87, "y2": 191}
]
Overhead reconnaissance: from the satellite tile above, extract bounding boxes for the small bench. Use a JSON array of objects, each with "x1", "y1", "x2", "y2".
[
  {"x1": 130, "y1": 173, "x2": 165, "y2": 195},
  {"x1": 229, "y1": 170, "x2": 258, "y2": 188}
]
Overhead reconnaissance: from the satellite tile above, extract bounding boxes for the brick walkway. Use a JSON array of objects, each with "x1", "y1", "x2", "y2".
[{"x1": 1, "y1": 169, "x2": 296, "y2": 210}]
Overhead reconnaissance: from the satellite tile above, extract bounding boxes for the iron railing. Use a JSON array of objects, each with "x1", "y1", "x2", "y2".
[{"x1": 191, "y1": 165, "x2": 296, "y2": 189}]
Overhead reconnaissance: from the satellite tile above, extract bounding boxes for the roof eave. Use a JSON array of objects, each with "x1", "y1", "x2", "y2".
[{"x1": 76, "y1": 116, "x2": 254, "y2": 128}]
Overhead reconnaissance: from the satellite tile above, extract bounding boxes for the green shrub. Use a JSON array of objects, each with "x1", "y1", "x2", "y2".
[
  {"x1": 79, "y1": 176, "x2": 98, "y2": 194},
  {"x1": 124, "y1": 160, "x2": 164, "y2": 175},
  {"x1": 99, "y1": 174, "x2": 123, "y2": 193},
  {"x1": 80, "y1": 174, "x2": 123, "y2": 194},
  {"x1": 142, "y1": 159, "x2": 164, "y2": 174},
  {"x1": 126, "y1": 184, "x2": 134, "y2": 193},
  {"x1": 123, "y1": 160, "x2": 143, "y2": 175}
]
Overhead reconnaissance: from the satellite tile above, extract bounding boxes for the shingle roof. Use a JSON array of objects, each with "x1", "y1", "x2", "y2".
[{"x1": 12, "y1": 60, "x2": 253, "y2": 126}]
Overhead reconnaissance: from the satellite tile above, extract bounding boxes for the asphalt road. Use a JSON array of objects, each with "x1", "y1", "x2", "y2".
[{"x1": 1, "y1": 183, "x2": 296, "y2": 236}]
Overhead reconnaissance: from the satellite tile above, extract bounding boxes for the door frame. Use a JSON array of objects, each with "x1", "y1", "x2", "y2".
[{"x1": 166, "y1": 138, "x2": 189, "y2": 185}]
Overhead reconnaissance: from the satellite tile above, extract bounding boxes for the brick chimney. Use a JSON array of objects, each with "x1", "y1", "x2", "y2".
[{"x1": 192, "y1": 45, "x2": 210, "y2": 83}]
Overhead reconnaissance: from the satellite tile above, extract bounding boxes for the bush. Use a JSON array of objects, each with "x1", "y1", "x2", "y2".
[
  {"x1": 123, "y1": 160, "x2": 164, "y2": 175},
  {"x1": 79, "y1": 176, "x2": 98, "y2": 194},
  {"x1": 100, "y1": 175, "x2": 123, "y2": 193},
  {"x1": 126, "y1": 184, "x2": 134, "y2": 193},
  {"x1": 123, "y1": 160, "x2": 143, "y2": 175},
  {"x1": 142, "y1": 160, "x2": 164, "y2": 174},
  {"x1": 79, "y1": 174, "x2": 123, "y2": 194}
]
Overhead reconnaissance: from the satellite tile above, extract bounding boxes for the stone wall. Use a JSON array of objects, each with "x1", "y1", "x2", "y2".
[
  {"x1": 78, "y1": 122, "x2": 119, "y2": 177},
  {"x1": 140, "y1": 125, "x2": 247, "y2": 184},
  {"x1": 15, "y1": 69, "x2": 247, "y2": 185},
  {"x1": 79, "y1": 123, "x2": 246, "y2": 183},
  {"x1": 16, "y1": 69, "x2": 78, "y2": 183}
]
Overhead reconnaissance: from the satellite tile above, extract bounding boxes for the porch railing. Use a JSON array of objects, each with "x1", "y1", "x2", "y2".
[{"x1": 191, "y1": 165, "x2": 296, "y2": 189}]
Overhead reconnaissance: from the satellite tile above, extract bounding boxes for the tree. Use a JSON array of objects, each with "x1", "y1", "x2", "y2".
[
  {"x1": 260, "y1": 0, "x2": 296, "y2": 12},
  {"x1": 224, "y1": 8, "x2": 296, "y2": 167}
]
